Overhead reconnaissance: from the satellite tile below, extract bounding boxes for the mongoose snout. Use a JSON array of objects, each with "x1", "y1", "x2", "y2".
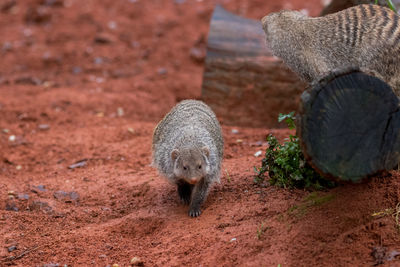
[
  {"x1": 152, "y1": 100, "x2": 224, "y2": 217},
  {"x1": 171, "y1": 146, "x2": 210, "y2": 185}
]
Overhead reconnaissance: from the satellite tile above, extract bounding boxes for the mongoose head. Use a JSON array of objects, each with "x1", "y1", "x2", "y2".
[
  {"x1": 261, "y1": 10, "x2": 307, "y2": 49},
  {"x1": 171, "y1": 146, "x2": 211, "y2": 184}
]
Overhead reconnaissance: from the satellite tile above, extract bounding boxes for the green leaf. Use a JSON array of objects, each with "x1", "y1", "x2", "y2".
[
  {"x1": 386, "y1": 0, "x2": 397, "y2": 12},
  {"x1": 254, "y1": 113, "x2": 335, "y2": 190},
  {"x1": 278, "y1": 111, "x2": 296, "y2": 130}
]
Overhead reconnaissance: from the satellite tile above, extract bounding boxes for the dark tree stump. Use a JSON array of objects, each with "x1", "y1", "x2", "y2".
[
  {"x1": 201, "y1": 5, "x2": 305, "y2": 128},
  {"x1": 298, "y1": 68, "x2": 400, "y2": 182}
]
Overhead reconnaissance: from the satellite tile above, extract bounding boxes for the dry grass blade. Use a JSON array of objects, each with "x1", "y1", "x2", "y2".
[{"x1": 393, "y1": 202, "x2": 400, "y2": 231}]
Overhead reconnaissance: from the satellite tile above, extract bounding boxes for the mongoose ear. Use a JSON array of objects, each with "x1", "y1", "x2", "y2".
[
  {"x1": 171, "y1": 149, "x2": 179, "y2": 161},
  {"x1": 261, "y1": 15, "x2": 268, "y2": 30},
  {"x1": 201, "y1": 146, "x2": 210, "y2": 157}
]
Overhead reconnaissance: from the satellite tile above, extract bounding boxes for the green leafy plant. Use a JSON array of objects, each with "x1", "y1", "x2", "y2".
[
  {"x1": 375, "y1": 0, "x2": 398, "y2": 12},
  {"x1": 254, "y1": 112, "x2": 335, "y2": 189}
]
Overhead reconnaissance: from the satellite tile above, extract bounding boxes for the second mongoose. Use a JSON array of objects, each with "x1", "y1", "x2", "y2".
[
  {"x1": 261, "y1": 4, "x2": 400, "y2": 95},
  {"x1": 152, "y1": 100, "x2": 223, "y2": 217},
  {"x1": 320, "y1": 0, "x2": 399, "y2": 16}
]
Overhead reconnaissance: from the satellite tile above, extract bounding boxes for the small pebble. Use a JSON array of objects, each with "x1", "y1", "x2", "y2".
[
  {"x1": 86, "y1": 46, "x2": 93, "y2": 54},
  {"x1": 94, "y1": 33, "x2": 114, "y2": 44},
  {"x1": 2, "y1": 128, "x2": 9, "y2": 133},
  {"x1": 16, "y1": 165, "x2": 22, "y2": 170},
  {"x1": 22, "y1": 28, "x2": 32, "y2": 37},
  {"x1": 42, "y1": 264, "x2": 60, "y2": 267},
  {"x1": 95, "y1": 77, "x2": 104, "y2": 83},
  {"x1": 254, "y1": 150, "x2": 263, "y2": 157},
  {"x1": 7, "y1": 191, "x2": 16, "y2": 199},
  {"x1": 72, "y1": 66, "x2": 82, "y2": 74},
  {"x1": 31, "y1": 185, "x2": 47, "y2": 193},
  {"x1": 43, "y1": 0, "x2": 64, "y2": 7},
  {"x1": 7, "y1": 245, "x2": 17, "y2": 252},
  {"x1": 37, "y1": 185, "x2": 47, "y2": 191},
  {"x1": 38, "y1": 124, "x2": 50, "y2": 131},
  {"x1": 108, "y1": 21, "x2": 117, "y2": 30},
  {"x1": 8, "y1": 135, "x2": 16, "y2": 142},
  {"x1": 189, "y1": 47, "x2": 205, "y2": 63},
  {"x1": 17, "y1": 193, "x2": 29, "y2": 200},
  {"x1": 130, "y1": 256, "x2": 144, "y2": 266},
  {"x1": 5, "y1": 201, "x2": 18, "y2": 211},
  {"x1": 94, "y1": 57, "x2": 104, "y2": 65},
  {"x1": 231, "y1": 129, "x2": 239, "y2": 134},
  {"x1": 131, "y1": 41, "x2": 140, "y2": 48},
  {"x1": 127, "y1": 127, "x2": 135, "y2": 134},
  {"x1": 42, "y1": 81, "x2": 56, "y2": 88},
  {"x1": 252, "y1": 141, "x2": 263, "y2": 146},
  {"x1": 29, "y1": 201, "x2": 53, "y2": 213},
  {"x1": 157, "y1": 68, "x2": 167, "y2": 75},
  {"x1": 68, "y1": 160, "x2": 87, "y2": 169},
  {"x1": 2, "y1": 42, "x2": 12, "y2": 52},
  {"x1": 112, "y1": 264, "x2": 119, "y2": 267},
  {"x1": 117, "y1": 107, "x2": 124, "y2": 117},
  {"x1": 54, "y1": 191, "x2": 79, "y2": 203},
  {"x1": 230, "y1": 238, "x2": 237, "y2": 242}
]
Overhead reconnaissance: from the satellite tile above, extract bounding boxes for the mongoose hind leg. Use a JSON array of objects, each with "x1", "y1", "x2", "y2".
[
  {"x1": 177, "y1": 181, "x2": 194, "y2": 205},
  {"x1": 189, "y1": 177, "x2": 211, "y2": 217}
]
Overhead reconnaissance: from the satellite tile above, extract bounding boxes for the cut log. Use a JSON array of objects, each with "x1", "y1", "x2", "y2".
[
  {"x1": 201, "y1": 5, "x2": 305, "y2": 128},
  {"x1": 298, "y1": 68, "x2": 400, "y2": 182}
]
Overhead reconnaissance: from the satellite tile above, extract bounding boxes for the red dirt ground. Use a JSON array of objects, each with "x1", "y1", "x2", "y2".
[{"x1": 1, "y1": 0, "x2": 400, "y2": 266}]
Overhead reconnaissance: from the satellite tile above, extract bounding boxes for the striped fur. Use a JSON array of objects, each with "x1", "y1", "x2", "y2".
[{"x1": 262, "y1": 4, "x2": 400, "y2": 95}]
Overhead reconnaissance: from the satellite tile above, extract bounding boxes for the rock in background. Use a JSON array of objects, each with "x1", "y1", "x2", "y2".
[{"x1": 201, "y1": 5, "x2": 306, "y2": 128}]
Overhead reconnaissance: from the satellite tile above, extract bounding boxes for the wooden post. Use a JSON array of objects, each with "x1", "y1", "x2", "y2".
[{"x1": 201, "y1": 5, "x2": 306, "y2": 128}]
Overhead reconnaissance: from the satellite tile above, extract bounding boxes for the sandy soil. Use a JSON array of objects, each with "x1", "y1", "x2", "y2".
[{"x1": 1, "y1": 0, "x2": 400, "y2": 266}]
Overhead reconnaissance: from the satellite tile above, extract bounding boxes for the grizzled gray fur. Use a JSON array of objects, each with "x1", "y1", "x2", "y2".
[
  {"x1": 262, "y1": 4, "x2": 400, "y2": 95},
  {"x1": 152, "y1": 100, "x2": 223, "y2": 217}
]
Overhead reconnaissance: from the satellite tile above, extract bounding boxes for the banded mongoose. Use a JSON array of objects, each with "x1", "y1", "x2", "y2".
[
  {"x1": 261, "y1": 4, "x2": 400, "y2": 95},
  {"x1": 321, "y1": 0, "x2": 399, "y2": 16},
  {"x1": 152, "y1": 100, "x2": 224, "y2": 217}
]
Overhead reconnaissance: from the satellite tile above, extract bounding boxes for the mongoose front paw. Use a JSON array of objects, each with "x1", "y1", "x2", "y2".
[{"x1": 188, "y1": 207, "x2": 202, "y2": 217}]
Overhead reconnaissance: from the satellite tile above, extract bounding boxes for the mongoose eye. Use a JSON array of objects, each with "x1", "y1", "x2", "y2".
[
  {"x1": 183, "y1": 166, "x2": 188, "y2": 171},
  {"x1": 198, "y1": 165, "x2": 202, "y2": 169}
]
